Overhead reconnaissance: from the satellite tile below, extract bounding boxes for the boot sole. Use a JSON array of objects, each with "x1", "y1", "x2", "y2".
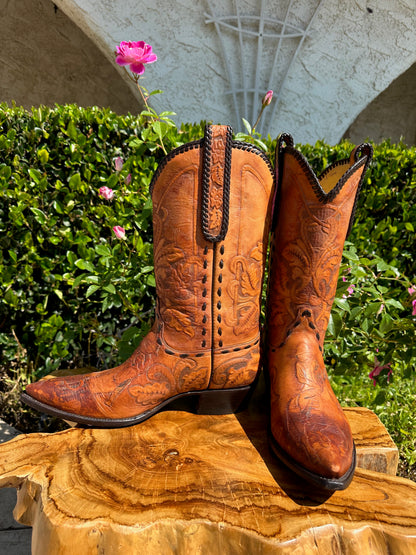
[
  {"x1": 269, "y1": 432, "x2": 357, "y2": 491},
  {"x1": 20, "y1": 385, "x2": 253, "y2": 429}
]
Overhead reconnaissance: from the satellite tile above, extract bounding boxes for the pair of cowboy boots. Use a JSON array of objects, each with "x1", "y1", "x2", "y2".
[{"x1": 22, "y1": 125, "x2": 372, "y2": 491}]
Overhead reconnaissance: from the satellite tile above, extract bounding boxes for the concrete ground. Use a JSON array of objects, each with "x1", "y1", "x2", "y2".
[{"x1": 0, "y1": 420, "x2": 32, "y2": 554}]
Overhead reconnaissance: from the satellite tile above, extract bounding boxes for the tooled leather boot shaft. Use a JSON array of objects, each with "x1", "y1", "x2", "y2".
[
  {"x1": 268, "y1": 135, "x2": 372, "y2": 347},
  {"x1": 151, "y1": 125, "x2": 274, "y2": 385}
]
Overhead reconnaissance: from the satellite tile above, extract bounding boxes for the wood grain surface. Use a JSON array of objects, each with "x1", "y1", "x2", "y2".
[{"x1": 0, "y1": 397, "x2": 415, "y2": 554}]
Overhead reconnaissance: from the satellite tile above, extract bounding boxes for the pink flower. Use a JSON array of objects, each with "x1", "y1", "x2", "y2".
[
  {"x1": 115, "y1": 41, "x2": 157, "y2": 75},
  {"x1": 412, "y1": 299, "x2": 416, "y2": 316},
  {"x1": 408, "y1": 285, "x2": 416, "y2": 296},
  {"x1": 114, "y1": 157, "x2": 123, "y2": 172},
  {"x1": 125, "y1": 173, "x2": 132, "y2": 185},
  {"x1": 262, "y1": 90, "x2": 273, "y2": 107},
  {"x1": 341, "y1": 269, "x2": 351, "y2": 282},
  {"x1": 99, "y1": 186, "x2": 114, "y2": 200},
  {"x1": 113, "y1": 226, "x2": 126, "y2": 240},
  {"x1": 342, "y1": 284, "x2": 355, "y2": 298},
  {"x1": 369, "y1": 357, "x2": 392, "y2": 386}
]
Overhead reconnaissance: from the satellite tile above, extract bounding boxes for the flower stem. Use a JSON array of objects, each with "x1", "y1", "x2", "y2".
[
  {"x1": 252, "y1": 106, "x2": 265, "y2": 134},
  {"x1": 135, "y1": 80, "x2": 168, "y2": 155},
  {"x1": 136, "y1": 82, "x2": 150, "y2": 110}
]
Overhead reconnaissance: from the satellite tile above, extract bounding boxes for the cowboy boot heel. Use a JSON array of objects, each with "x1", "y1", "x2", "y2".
[{"x1": 195, "y1": 384, "x2": 254, "y2": 415}]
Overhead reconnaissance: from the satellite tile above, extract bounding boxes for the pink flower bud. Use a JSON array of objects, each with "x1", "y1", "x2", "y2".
[
  {"x1": 408, "y1": 285, "x2": 416, "y2": 296},
  {"x1": 114, "y1": 157, "x2": 123, "y2": 172},
  {"x1": 113, "y1": 226, "x2": 126, "y2": 239},
  {"x1": 262, "y1": 90, "x2": 273, "y2": 107},
  {"x1": 125, "y1": 173, "x2": 132, "y2": 185},
  {"x1": 412, "y1": 299, "x2": 416, "y2": 316},
  {"x1": 99, "y1": 186, "x2": 115, "y2": 200}
]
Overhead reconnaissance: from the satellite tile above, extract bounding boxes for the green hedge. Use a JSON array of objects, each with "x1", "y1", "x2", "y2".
[{"x1": 0, "y1": 103, "x2": 415, "y2": 381}]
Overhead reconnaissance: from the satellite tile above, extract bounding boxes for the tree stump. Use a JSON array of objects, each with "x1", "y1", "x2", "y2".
[{"x1": 1, "y1": 389, "x2": 416, "y2": 554}]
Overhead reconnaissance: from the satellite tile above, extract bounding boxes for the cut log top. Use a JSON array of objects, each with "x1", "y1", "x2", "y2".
[{"x1": 0, "y1": 401, "x2": 415, "y2": 554}]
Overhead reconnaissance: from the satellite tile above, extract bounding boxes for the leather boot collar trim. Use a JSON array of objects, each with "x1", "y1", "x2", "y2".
[
  {"x1": 149, "y1": 138, "x2": 203, "y2": 195},
  {"x1": 276, "y1": 133, "x2": 373, "y2": 235},
  {"x1": 233, "y1": 140, "x2": 274, "y2": 172},
  {"x1": 345, "y1": 142, "x2": 373, "y2": 235}
]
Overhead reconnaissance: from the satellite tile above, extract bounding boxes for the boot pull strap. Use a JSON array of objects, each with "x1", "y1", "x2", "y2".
[
  {"x1": 347, "y1": 142, "x2": 373, "y2": 236},
  {"x1": 277, "y1": 132, "x2": 294, "y2": 153},
  {"x1": 201, "y1": 124, "x2": 232, "y2": 242},
  {"x1": 350, "y1": 142, "x2": 373, "y2": 165},
  {"x1": 271, "y1": 133, "x2": 294, "y2": 231}
]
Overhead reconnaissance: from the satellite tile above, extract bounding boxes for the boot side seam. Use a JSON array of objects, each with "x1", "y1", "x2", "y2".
[{"x1": 208, "y1": 240, "x2": 219, "y2": 386}]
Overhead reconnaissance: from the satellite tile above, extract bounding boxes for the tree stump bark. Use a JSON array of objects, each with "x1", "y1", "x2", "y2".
[{"x1": 1, "y1": 393, "x2": 415, "y2": 554}]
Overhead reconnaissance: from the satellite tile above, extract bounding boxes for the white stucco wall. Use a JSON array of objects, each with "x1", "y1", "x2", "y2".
[{"x1": 54, "y1": 0, "x2": 416, "y2": 143}]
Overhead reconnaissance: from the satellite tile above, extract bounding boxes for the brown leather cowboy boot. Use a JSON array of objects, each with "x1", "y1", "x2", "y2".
[
  {"x1": 266, "y1": 133, "x2": 372, "y2": 490},
  {"x1": 22, "y1": 125, "x2": 274, "y2": 427}
]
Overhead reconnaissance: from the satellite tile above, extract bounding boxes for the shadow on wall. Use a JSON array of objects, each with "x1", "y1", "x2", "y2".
[
  {"x1": 0, "y1": 0, "x2": 141, "y2": 113},
  {"x1": 344, "y1": 62, "x2": 416, "y2": 146}
]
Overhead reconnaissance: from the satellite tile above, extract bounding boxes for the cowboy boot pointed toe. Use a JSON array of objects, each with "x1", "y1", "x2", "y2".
[
  {"x1": 22, "y1": 125, "x2": 274, "y2": 428},
  {"x1": 266, "y1": 134, "x2": 372, "y2": 490},
  {"x1": 269, "y1": 325, "x2": 355, "y2": 485},
  {"x1": 25, "y1": 372, "x2": 101, "y2": 420}
]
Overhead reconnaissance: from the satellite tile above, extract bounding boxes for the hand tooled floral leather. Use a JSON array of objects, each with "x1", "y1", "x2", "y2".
[
  {"x1": 25, "y1": 328, "x2": 211, "y2": 419},
  {"x1": 24, "y1": 125, "x2": 274, "y2": 423},
  {"x1": 202, "y1": 125, "x2": 232, "y2": 240},
  {"x1": 266, "y1": 139, "x2": 372, "y2": 481}
]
